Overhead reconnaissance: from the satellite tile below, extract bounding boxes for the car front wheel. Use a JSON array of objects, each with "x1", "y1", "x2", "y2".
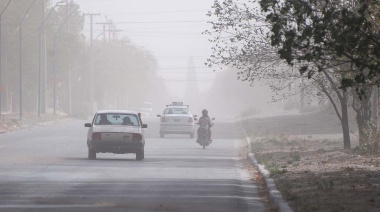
[{"x1": 88, "y1": 148, "x2": 96, "y2": 160}]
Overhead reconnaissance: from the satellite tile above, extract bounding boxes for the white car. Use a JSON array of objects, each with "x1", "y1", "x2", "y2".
[
  {"x1": 84, "y1": 110, "x2": 147, "y2": 160},
  {"x1": 157, "y1": 102, "x2": 197, "y2": 138},
  {"x1": 139, "y1": 102, "x2": 153, "y2": 116}
]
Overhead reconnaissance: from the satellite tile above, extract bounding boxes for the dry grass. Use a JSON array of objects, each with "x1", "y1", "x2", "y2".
[
  {"x1": 241, "y1": 109, "x2": 380, "y2": 211},
  {"x1": 250, "y1": 135, "x2": 380, "y2": 212}
]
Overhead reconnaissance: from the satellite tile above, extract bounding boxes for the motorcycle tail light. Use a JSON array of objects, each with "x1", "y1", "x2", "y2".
[
  {"x1": 161, "y1": 117, "x2": 167, "y2": 122},
  {"x1": 92, "y1": 132, "x2": 101, "y2": 140},
  {"x1": 188, "y1": 117, "x2": 193, "y2": 122},
  {"x1": 133, "y1": 133, "x2": 142, "y2": 141}
]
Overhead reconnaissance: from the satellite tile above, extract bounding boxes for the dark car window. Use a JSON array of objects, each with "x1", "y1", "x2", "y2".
[{"x1": 94, "y1": 113, "x2": 139, "y2": 126}]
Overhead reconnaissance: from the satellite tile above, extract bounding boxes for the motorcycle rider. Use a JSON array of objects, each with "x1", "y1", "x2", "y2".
[{"x1": 196, "y1": 109, "x2": 213, "y2": 144}]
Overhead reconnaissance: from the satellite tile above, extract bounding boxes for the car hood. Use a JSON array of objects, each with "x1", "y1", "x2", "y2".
[{"x1": 92, "y1": 125, "x2": 142, "y2": 134}]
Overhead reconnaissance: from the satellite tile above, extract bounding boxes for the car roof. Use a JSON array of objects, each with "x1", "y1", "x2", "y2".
[{"x1": 95, "y1": 110, "x2": 139, "y2": 115}]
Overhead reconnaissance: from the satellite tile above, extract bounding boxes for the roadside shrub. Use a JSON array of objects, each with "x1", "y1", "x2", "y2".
[
  {"x1": 267, "y1": 136, "x2": 281, "y2": 144},
  {"x1": 267, "y1": 164, "x2": 287, "y2": 176},
  {"x1": 316, "y1": 148, "x2": 326, "y2": 154},
  {"x1": 314, "y1": 178, "x2": 334, "y2": 189},
  {"x1": 290, "y1": 151, "x2": 301, "y2": 162},
  {"x1": 256, "y1": 154, "x2": 272, "y2": 165}
]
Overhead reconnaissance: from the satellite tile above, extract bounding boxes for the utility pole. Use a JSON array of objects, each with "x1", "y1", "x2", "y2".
[
  {"x1": 0, "y1": 0, "x2": 13, "y2": 119},
  {"x1": 107, "y1": 28, "x2": 123, "y2": 41},
  {"x1": 84, "y1": 13, "x2": 100, "y2": 116},
  {"x1": 105, "y1": 24, "x2": 123, "y2": 108},
  {"x1": 38, "y1": 0, "x2": 65, "y2": 117},
  {"x1": 103, "y1": 21, "x2": 123, "y2": 42},
  {"x1": 96, "y1": 21, "x2": 111, "y2": 42},
  {"x1": 53, "y1": 9, "x2": 76, "y2": 115}
]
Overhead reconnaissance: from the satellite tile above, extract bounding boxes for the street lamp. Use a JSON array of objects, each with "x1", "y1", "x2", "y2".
[
  {"x1": 19, "y1": 0, "x2": 37, "y2": 119},
  {"x1": 37, "y1": 0, "x2": 65, "y2": 117},
  {"x1": 0, "y1": 0, "x2": 13, "y2": 119}
]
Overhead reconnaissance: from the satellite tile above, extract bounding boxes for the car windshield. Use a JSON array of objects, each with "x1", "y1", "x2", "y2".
[
  {"x1": 94, "y1": 113, "x2": 139, "y2": 126},
  {"x1": 164, "y1": 108, "x2": 190, "y2": 115}
]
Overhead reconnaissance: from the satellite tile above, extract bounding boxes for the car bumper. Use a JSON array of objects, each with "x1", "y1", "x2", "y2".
[
  {"x1": 160, "y1": 125, "x2": 194, "y2": 134},
  {"x1": 87, "y1": 140, "x2": 144, "y2": 154}
]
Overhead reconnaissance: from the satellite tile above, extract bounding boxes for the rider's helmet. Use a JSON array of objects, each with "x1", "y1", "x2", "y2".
[{"x1": 202, "y1": 109, "x2": 208, "y2": 116}]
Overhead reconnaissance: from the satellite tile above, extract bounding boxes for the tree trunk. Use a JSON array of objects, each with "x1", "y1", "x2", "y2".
[
  {"x1": 357, "y1": 99, "x2": 373, "y2": 146},
  {"x1": 341, "y1": 92, "x2": 351, "y2": 149},
  {"x1": 372, "y1": 87, "x2": 379, "y2": 128},
  {"x1": 354, "y1": 88, "x2": 374, "y2": 146}
]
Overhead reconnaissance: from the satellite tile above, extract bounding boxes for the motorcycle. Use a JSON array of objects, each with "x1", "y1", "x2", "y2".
[{"x1": 196, "y1": 118, "x2": 215, "y2": 149}]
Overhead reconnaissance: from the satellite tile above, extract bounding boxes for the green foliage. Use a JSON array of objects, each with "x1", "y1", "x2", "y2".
[{"x1": 260, "y1": 0, "x2": 380, "y2": 89}]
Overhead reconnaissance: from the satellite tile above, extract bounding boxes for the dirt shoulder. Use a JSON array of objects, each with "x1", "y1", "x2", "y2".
[
  {"x1": 0, "y1": 113, "x2": 72, "y2": 134},
  {"x1": 241, "y1": 109, "x2": 380, "y2": 212}
]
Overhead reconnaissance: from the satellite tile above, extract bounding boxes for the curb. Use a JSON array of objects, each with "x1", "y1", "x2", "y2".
[{"x1": 243, "y1": 129, "x2": 293, "y2": 212}]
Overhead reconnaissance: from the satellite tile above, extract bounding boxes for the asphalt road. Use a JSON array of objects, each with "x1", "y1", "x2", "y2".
[{"x1": 0, "y1": 117, "x2": 265, "y2": 212}]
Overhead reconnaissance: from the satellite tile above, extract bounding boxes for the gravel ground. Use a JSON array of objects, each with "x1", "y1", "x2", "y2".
[{"x1": 241, "y1": 109, "x2": 380, "y2": 212}]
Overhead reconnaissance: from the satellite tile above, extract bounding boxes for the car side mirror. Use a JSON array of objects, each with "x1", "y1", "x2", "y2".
[
  {"x1": 193, "y1": 115, "x2": 197, "y2": 118},
  {"x1": 194, "y1": 118, "x2": 198, "y2": 121},
  {"x1": 142, "y1": 124, "x2": 148, "y2": 128},
  {"x1": 156, "y1": 114, "x2": 162, "y2": 117},
  {"x1": 211, "y1": 118, "x2": 215, "y2": 121},
  {"x1": 84, "y1": 123, "x2": 92, "y2": 127}
]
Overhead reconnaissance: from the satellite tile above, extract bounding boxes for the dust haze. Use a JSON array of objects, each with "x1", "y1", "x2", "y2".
[{"x1": 0, "y1": 0, "x2": 290, "y2": 120}]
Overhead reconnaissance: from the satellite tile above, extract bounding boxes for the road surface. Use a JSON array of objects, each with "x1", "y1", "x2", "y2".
[{"x1": 0, "y1": 117, "x2": 265, "y2": 212}]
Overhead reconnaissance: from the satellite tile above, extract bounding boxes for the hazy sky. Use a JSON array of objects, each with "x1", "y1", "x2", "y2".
[{"x1": 72, "y1": 0, "x2": 217, "y2": 97}]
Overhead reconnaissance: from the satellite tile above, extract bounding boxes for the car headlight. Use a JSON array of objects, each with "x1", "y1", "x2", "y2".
[
  {"x1": 92, "y1": 132, "x2": 101, "y2": 140},
  {"x1": 133, "y1": 133, "x2": 143, "y2": 141}
]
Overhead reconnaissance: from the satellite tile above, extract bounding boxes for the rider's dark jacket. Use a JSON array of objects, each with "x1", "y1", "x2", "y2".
[{"x1": 198, "y1": 115, "x2": 212, "y2": 128}]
